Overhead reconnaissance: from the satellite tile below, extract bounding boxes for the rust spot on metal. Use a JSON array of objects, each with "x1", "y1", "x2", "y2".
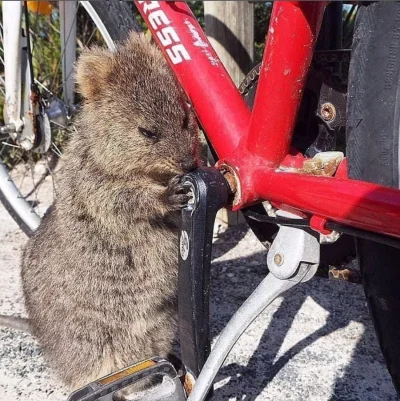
[
  {"x1": 320, "y1": 102, "x2": 336, "y2": 122},
  {"x1": 183, "y1": 372, "x2": 196, "y2": 395},
  {"x1": 218, "y1": 163, "x2": 241, "y2": 206},
  {"x1": 27, "y1": 109, "x2": 38, "y2": 136},
  {"x1": 30, "y1": 89, "x2": 40, "y2": 105},
  {"x1": 223, "y1": 171, "x2": 237, "y2": 194},
  {"x1": 303, "y1": 158, "x2": 335, "y2": 176},
  {"x1": 301, "y1": 151, "x2": 344, "y2": 177},
  {"x1": 328, "y1": 267, "x2": 361, "y2": 284},
  {"x1": 219, "y1": 165, "x2": 237, "y2": 194}
]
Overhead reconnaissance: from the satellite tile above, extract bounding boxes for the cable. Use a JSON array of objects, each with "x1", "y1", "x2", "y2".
[
  {"x1": 326, "y1": 222, "x2": 400, "y2": 250},
  {"x1": 242, "y1": 210, "x2": 310, "y2": 228},
  {"x1": 243, "y1": 210, "x2": 400, "y2": 249}
]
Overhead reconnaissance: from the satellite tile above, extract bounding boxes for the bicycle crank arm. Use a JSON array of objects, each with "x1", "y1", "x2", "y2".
[
  {"x1": 178, "y1": 167, "x2": 230, "y2": 392},
  {"x1": 67, "y1": 358, "x2": 186, "y2": 401}
]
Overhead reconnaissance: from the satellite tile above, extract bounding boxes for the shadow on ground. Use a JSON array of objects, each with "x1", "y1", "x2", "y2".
[{"x1": 209, "y1": 225, "x2": 398, "y2": 401}]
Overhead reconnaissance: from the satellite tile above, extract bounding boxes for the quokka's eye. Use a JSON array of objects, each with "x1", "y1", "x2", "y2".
[{"x1": 139, "y1": 127, "x2": 159, "y2": 141}]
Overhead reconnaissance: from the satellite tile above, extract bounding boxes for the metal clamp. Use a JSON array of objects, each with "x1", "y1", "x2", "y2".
[{"x1": 187, "y1": 215, "x2": 320, "y2": 401}]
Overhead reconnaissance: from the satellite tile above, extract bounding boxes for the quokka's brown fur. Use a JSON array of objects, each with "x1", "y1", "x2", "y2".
[{"x1": 21, "y1": 32, "x2": 199, "y2": 390}]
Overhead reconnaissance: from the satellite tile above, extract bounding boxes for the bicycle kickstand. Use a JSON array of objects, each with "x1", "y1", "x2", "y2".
[{"x1": 187, "y1": 211, "x2": 321, "y2": 401}]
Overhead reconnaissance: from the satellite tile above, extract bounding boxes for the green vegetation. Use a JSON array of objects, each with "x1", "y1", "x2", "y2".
[{"x1": 0, "y1": 3, "x2": 108, "y2": 169}]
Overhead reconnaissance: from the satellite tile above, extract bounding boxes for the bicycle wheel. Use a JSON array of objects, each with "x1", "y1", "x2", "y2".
[
  {"x1": 0, "y1": 0, "x2": 140, "y2": 236},
  {"x1": 347, "y1": 2, "x2": 400, "y2": 394}
]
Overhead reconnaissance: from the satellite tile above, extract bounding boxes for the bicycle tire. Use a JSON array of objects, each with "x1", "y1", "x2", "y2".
[
  {"x1": 82, "y1": 0, "x2": 141, "y2": 43},
  {"x1": 347, "y1": 2, "x2": 400, "y2": 394},
  {"x1": 0, "y1": 0, "x2": 140, "y2": 236}
]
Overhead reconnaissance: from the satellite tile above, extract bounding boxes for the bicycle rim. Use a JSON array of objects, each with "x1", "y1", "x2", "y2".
[{"x1": 0, "y1": 1, "x2": 136, "y2": 236}]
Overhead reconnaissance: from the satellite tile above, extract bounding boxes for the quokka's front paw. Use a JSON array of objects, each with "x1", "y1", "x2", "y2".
[{"x1": 165, "y1": 175, "x2": 192, "y2": 210}]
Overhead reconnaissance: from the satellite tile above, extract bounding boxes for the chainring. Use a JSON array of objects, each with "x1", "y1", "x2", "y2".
[{"x1": 240, "y1": 50, "x2": 356, "y2": 268}]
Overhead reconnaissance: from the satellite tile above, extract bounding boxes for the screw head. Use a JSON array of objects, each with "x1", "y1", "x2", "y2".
[
  {"x1": 273, "y1": 253, "x2": 284, "y2": 266},
  {"x1": 320, "y1": 103, "x2": 336, "y2": 122}
]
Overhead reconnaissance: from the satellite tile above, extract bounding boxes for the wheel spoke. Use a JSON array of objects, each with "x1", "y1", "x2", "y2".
[
  {"x1": 24, "y1": 163, "x2": 49, "y2": 200},
  {"x1": 18, "y1": 164, "x2": 30, "y2": 196},
  {"x1": 0, "y1": 139, "x2": 9, "y2": 157},
  {"x1": 83, "y1": 26, "x2": 98, "y2": 48},
  {"x1": 1, "y1": 142, "x2": 20, "y2": 149},
  {"x1": 34, "y1": 79, "x2": 55, "y2": 97},
  {"x1": 0, "y1": 0, "x2": 124, "y2": 231},
  {"x1": 51, "y1": 142, "x2": 62, "y2": 157},
  {"x1": 29, "y1": 159, "x2": 40, "y2": 215},
  {"x1": 0, "y1": 77, "x2": 5, "y2": 96},
  {"x1": 49, "y1": 2, "x2": 80, "y2": 95},
  {"x1": 51, "y1": 123, "x2": 75, "y2": 138},
  {"x1": 45, "y1": 154, "x2": 58, "y2": 199}
]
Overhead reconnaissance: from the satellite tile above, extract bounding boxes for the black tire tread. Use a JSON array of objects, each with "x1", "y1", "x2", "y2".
[
  {"x1": 90, "y1": 0, "x2": 141, "y2": 42},
  {"x1": 347, "y1": 2, "x2": 400, "y2": 393}
]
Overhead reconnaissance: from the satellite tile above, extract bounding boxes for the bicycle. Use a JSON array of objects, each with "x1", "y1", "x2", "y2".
[
  {"x1": 2, "y1": 1, "x2": 400, "y2": 401},
  {"x1": 0, "y1": 0, "x2": 139, "y2": 235}
]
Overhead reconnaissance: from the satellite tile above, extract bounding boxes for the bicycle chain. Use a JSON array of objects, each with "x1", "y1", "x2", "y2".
[{"x1": 239, "y1": 50, "x2": 351, "y2": 97}]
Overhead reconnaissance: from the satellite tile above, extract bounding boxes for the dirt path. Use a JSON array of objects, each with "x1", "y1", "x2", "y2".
[{"x1": 0, "y1": 203, "x2": 398, "y2": 400}]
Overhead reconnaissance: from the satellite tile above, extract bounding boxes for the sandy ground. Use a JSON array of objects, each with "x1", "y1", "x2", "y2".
[{"x1": 0, "y1": 197, "x2": 398, "y2": 400}]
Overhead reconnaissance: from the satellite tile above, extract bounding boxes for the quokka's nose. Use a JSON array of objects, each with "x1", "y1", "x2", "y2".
[{"x1": 180, "y1": 156, "x2": 198, "y2": 172}]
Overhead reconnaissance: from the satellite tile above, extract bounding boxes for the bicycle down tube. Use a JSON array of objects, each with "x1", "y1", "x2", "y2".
[{"x1": 135, "y1": 0, "x2": 400, "y2": 239}]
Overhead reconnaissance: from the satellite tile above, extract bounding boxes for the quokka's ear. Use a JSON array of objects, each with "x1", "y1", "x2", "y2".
[{"x1": 75, "y1": 46, "x2": 113, "y2": 100}]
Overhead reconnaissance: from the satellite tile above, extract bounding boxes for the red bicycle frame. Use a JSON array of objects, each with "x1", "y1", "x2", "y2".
[{"x1": 135, "y1": 1, "x2": 400, "y2": 239}]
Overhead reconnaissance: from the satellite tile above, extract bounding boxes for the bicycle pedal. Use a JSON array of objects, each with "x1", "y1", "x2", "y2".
[{"x1": 67, "y1": 357, "x2": 187, "y2": 401}]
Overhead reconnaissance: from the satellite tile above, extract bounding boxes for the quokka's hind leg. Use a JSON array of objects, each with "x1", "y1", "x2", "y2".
[{"x1": 56, "y1": 346, "x2": 121, "y2": 391}]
